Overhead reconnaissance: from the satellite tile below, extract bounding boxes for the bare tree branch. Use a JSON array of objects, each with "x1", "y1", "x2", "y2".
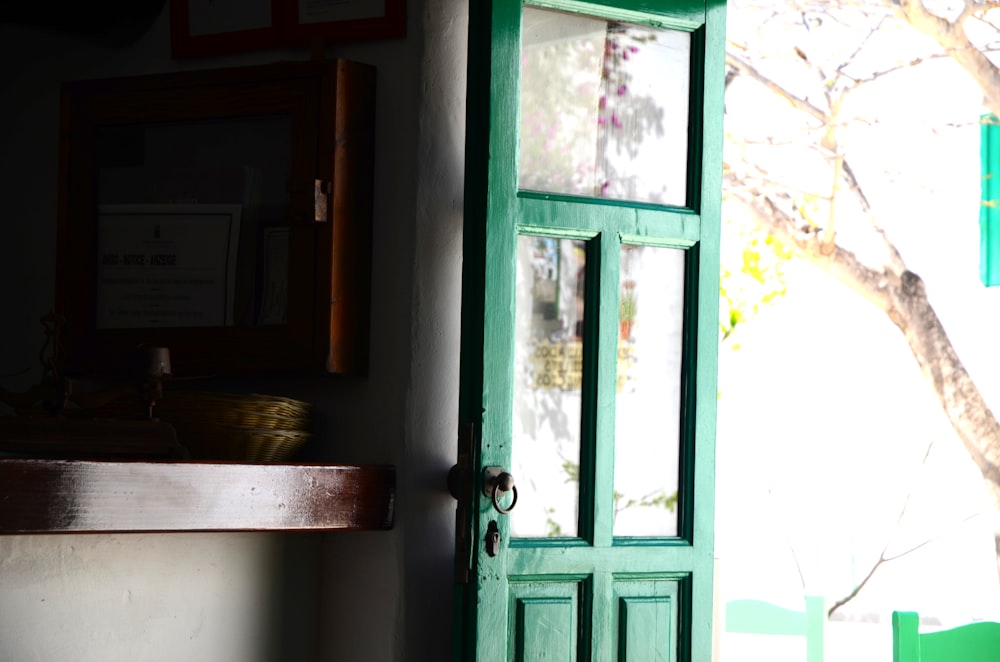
[
  {"x1": 844, "y1": 56, "x2": 930, "y2": 85},
  {"x1": 725, "y1": 168, "x2": 892, "y2": 304},
  {"x1": 894, "y1": 0, "x2": 1000, "y2": 114},
  {"x1": 828, "y1": 510, "x2": 984, "y2": 615},
  {"x1": 835, "y1": 15, "x2": 888, "y2": 75},
  {"x1": 726, "y1": 166, "x2": 1000, "y2": 552},
  {"x1": 826, "y1": 441, "x2": 934, "y2": 616},
  {"x1": 823, "y1": 440, "x2": 985, "y2": 616},
  {"x1": 726, "y1": 51, "x2": 829, "y2": 123},
  {"x1": 726, "y1": 43, "x2": 908, "y2": 267},
  {"x1": 726, "y1": 0, "x2": 1000, "y2": 600}
]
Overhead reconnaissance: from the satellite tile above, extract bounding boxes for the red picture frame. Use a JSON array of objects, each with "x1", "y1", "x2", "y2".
[{"x1": 169, "y1": 0, "x2": 405, "y2": 59}]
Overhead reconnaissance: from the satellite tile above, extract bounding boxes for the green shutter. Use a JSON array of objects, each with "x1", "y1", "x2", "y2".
[{"x1": 981, "y1": 114, "x2": 1000, "y2": 286}]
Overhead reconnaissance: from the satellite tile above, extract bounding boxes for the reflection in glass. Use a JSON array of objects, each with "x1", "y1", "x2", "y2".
[
  {"x1": 96, "y1": 116, "x2": 291, "y2": 328},
  {"x1": 613, "y1": 245, "x2": 685, "y2": 537},
  {"x1": 512, "y1": 236, "x2": 587, "y2": 538},
  {"x1": 519, "y1": 7, "x2": 691, "y2": 206}
]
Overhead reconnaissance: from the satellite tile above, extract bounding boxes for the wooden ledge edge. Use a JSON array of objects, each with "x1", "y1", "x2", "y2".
[{"x1": 0, "y1": 459, "x2": 395, "y2": 534}]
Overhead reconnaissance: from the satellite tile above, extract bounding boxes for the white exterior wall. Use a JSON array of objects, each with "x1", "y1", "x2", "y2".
[{"x1": 0, "y1": 0, "x2": 466, "y2": 659}]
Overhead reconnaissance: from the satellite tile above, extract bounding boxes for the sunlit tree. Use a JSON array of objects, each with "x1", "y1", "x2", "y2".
[{"x1": 723, "y1": 0, "x2": 1000, "y2": 612}]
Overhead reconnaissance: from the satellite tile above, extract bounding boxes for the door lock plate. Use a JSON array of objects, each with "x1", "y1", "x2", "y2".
[{"x1": 485, "y1": 520, "x2": 501, "y2": 557}]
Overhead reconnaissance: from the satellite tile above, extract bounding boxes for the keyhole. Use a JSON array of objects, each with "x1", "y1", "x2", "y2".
[{"x1": 485, "y1": 520, "x2": 501, "y2": 557}]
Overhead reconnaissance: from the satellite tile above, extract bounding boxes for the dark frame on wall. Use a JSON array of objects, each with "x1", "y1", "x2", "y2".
[
  {"x1": 169, "y1": 0, "x2": 406, "y2": 59},
  {"x1": 55, "y1": 59, "x2": 375, "y2": 378}
]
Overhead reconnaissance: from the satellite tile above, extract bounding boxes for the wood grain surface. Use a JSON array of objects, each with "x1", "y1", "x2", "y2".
[{"x1": 0, "y1": 460, "x2": 394, "y2": 533}]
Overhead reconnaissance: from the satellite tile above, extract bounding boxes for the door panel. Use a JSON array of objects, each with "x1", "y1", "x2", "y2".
[
  {"x1": 613, "y1": 579, "x2": 680, "y2": 662},
  {"x1": 509, "y1": 580, "x2": 584, "y2": 660},
  {"x1": 457, "y1": 0, "x2": 725, "y2": 659}
]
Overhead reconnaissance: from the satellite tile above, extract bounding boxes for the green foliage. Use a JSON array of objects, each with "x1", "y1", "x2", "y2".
[
  {"x1": 613, "y1": 489, "x2": 678, "y2": 516},
  {"x1": 561, "y1": 459, "x2": 579, "y2": 483},
  {"x1": 544, "y1": 507, "x2": 564, "y2": 538},
  {"x1": 547, "y1": 459, "x2": 677, "y2": 537},
  {"x1": 719, "y1": 215, "x2": 793, "y2": 345},
  {"x1": 619, "y1": 289, "x2": 637, "y2": 321}
]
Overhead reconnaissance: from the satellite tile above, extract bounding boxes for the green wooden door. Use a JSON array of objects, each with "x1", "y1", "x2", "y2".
[{"x1": 456, "y1": 0, "x2": 725, "y2": 659}]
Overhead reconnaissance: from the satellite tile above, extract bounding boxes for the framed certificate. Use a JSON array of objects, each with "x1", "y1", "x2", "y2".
[
  {"x1": 56, "y1": 60, "x2": 374, "y2": 376},
  {"x1": 96, "y1": 205, "x2": 242, "y2": 329},
  {"x1": 169, "y1": 0, "x2": 405, "y2": 58}
]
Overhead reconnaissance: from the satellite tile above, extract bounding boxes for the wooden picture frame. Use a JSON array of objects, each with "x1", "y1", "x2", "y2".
[
  {"x1": 169, "y1": 0, "x2": 406, "y2": 59},
  {"x1": 56, "y1": 59, "x2": 374, "y2": 378}
]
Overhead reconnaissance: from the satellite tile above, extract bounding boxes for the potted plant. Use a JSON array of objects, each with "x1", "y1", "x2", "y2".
[{"x1": 618, "y1": 285, "x2": 637, "y2": 340}]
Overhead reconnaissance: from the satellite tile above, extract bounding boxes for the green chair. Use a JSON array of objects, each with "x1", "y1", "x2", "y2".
[
  {"x1": 725, "y1": 596, "x2": 825, "y2": 662},
  {"x1": 892, "y1": 611, "x2": 1000, "y2": 662}
]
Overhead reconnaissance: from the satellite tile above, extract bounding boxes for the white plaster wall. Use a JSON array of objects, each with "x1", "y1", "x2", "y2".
[
  {"x1": 0, "y1": 0, "x2": 467, "y2": 658},
  {"x1": 402, "y1": 0, "x2": 467, "y2": 658},
  {"x1": 0, "y1": 533, "x2": 317, "y2": 662}
]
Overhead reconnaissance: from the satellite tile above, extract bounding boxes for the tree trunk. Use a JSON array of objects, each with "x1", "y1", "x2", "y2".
[
  {"x1": 888, "y1": 0, "x2": 1000, "y2": 577},
  {"x1": 728, "y1": 177, "x2": 1000, "y2": 577},
  {"x1": 888, "y1": 270, "x2": 1000, "y2": 579}
]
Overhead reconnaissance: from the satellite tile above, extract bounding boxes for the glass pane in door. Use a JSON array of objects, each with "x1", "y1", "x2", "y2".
[
  {"x1": 519, "y1": 7, "x2": 691, "y2": 206},
  {"x1": 512, "y1": 235, "x2": 588, "y2": 537},
  {"x1": 613, "y1": 245, "x2": 686, "y2": 537}
]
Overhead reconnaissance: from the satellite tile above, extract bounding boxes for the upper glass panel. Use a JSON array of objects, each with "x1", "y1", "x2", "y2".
[{"x1": 519, "y1": 7, "x2": 691, "y2": 206}]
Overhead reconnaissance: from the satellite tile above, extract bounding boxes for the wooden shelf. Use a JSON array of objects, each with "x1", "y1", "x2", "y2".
[{"x1": 0, "y1": 459, "x2": 395, "y2": 534}]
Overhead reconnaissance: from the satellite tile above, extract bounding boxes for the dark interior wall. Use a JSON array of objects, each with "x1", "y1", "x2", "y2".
[{"x1": 0, "y1": 0, "x2": 467, "y2": 658}]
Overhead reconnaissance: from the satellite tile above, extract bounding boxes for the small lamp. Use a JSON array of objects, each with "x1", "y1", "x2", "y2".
[{"x1": 140, "y1": 346, "x2": 171, "y2": 419}]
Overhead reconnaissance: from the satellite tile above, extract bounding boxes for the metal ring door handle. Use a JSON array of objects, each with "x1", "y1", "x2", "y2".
[
  {"x1": 492, "y1": 479, "x2": 518, "y2": 514},
  {"x1": 483, "y1": 466, "x2": 518, "y2": 515}
]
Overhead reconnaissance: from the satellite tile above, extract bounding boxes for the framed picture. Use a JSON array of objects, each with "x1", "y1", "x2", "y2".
[
  {"x1": 57, "y1": 60, "x2": 375, "y2": 376},
  {"x1": 169, "y1": 0, "x2": 406, "y2": 58}
]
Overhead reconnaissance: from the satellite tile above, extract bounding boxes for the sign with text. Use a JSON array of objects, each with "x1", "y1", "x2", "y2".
[
  {"x1": 96, "y1": 204, "x2": 241, "y2": 329},
  {"x1": 530, "y1": 340, "x2": 635, "y2": 392}
]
